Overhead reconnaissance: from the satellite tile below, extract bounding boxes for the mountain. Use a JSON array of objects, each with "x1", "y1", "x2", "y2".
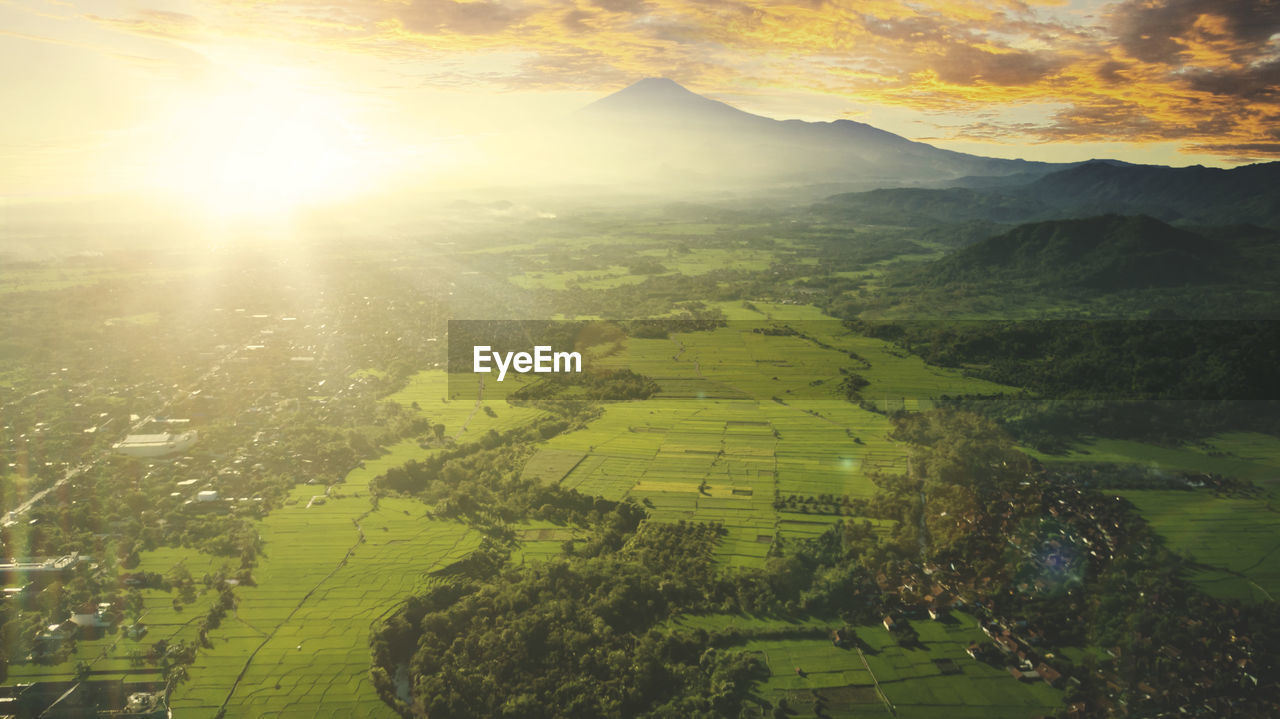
[
  {"x1": 1014, "y1": 161, "x2": 1280, "y2": 227},
  {"x1": 579, "y1": 78, "x2": 771, "y2": 129},
  {"x1": 812, "y1": 187, "x2": 1048, "y2": 227},
  {"x1": 917, "y1": 215, "x2": 1235, "y2": 290},
  {"x1": 816, "y1": 160, "x2": 1280, "y2": 231},
  {"x1": 564, "y1": 78, "x2": 1062, "y2": 191}
]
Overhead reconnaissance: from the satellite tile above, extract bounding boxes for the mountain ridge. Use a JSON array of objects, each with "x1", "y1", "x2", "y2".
[
  {"x1": 915, "y1": 214, "x2": 1236, "y2": 290},
  {"x1": 568, "y1": 78, "x2": 1063, "y2": 188}
]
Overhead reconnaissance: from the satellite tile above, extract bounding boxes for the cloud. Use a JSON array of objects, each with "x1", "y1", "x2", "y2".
[
  {"x1": 86, "y1": 8, "x2": 204, "y2": 41},
  {"x1": 1185, "y1": 60, "x2": 1280, "y2": 101},
  {"x1": 75, "y1": 0, "x2": 1280, "y2": 161},
  {"x1": 398, "y1": 0, "x2": 528, "y2": 35},
  {"x1": 934, "y1": 45, "x2": 1062, "y2": 86},
  {"x1": 1111, "y1": 0, "x2": 1280, "y2": 65}
]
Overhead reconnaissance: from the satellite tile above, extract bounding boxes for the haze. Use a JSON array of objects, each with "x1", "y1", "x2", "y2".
[{"x1": 3, "y1": 0, "x2": 1279, "y2": 227}]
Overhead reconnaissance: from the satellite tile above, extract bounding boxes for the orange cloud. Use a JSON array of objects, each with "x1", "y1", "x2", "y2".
[{"x1": 77, "y1": 0, "x2": 1280, "y2": 161}]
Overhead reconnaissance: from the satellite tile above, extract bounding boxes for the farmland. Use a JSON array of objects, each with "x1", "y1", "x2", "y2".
[
  {"x1": 4, "y1": 206, "x2": 1279, "y2": 719},
  {"x1": 1115, "y1": 491, "x2": 1280, "y2": 602},
  {"x1": 172, "y1": 448, "x2": 481, "y2": 718},
  {"x1": 1028, "y1": 432, "x2": 1280, "y2": 602},
  {"x1": 648, "y1": 609, "x2": 1061, "y2": 718},
  {"x1": 527, "y1": 312, "x2": 1012, "y2": 568},
  {"x1": 738, "y1": 613, "x2": 1060, "y2": 718},
  {"x1": 1028, "y1": 433, "x2": 1280, "y2": 487},
  {"x1": 163, "y1": 301, "x2": 1032, "y2": 713},
  {"x1": 125, "y1": 306, "x2": 1280, "y2": 715}
]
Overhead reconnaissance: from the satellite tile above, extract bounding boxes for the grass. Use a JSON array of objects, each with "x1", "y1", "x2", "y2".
[
  {"x1": 508, "y1": 266, "x2": 649, "y2": 290},
  {"x1": 166, "y1": 375, "x2": 517, "y2": 718},
  {"x1": 4, "y1": 546, "x2": 225, "y2": 685},
  {"x1": 1027, "y1": 433, "x2": 1280, "y2": 602},
  {"x1": 510, "y1": 520, "x2": 583, "y2": 565},
  {"x1": 532, "y1": 305, "x2": 1010, "y2": 567},
  {"x1": 519, "y1": 448, "x2": 587, "y2": 485},
  {"x1": 1115, "y1": 490, "x2": 1280, "y2": 602},
  {"x1": 1027, "y1": 433, "x2": 1280, "y2": 487},
  {"x1": 173, "y1": 477, "x2": 481, "y2": 718},
  {"x1": 387, "y1": 370, "x2": 547, "y2": 440},
  {"x1": 525, "y1": 304, "x2": 950, "y2": 567},
  {"x1": 681, "y1": 611, "x2": 1063, "y2": 718}
]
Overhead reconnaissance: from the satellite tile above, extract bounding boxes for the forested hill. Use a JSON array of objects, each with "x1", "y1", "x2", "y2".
[
  {"x1": 814, "y1": 160, "x2": 1280, "y2": 231},
  {"x1": 810, "y1": 187, "x2": 1046, "y2": 228},
  {"x1": 1015, "y1": 161, "x2": 1280, "y2": 227},
  {"x1": 916, "y1": 215, "x2": 1228, "y2": 290}
]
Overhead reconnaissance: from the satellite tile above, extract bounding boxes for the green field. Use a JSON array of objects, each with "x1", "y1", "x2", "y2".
[
  {"x1": 508, "y1": 519, "x2": 584, "y2": 565},
  {"x1": 172, "y1": 324, "x2": 936, "y2": 711},
  {"x1": 166, "y1": 385, "x2": 499, "y2": 718},
  {"x1": 3, "y1": 546, "x2": 226, "y2": 686},
  {"x1": 21, "y1": 295, "x2": 1266, "y2": 715},
  {"x1": 1028, "y1": 433, "x2": 1280, "y2": 487},
  {"x1": 1116, "y1": 490, "x2": 1280, "y2": 602},
  {"x1": 672, "y1": 611, "x2": 1060, "y2": 718},
  {"x1": 508, "y1": 266, "x2": 649, "y2": 290},
  {"x1": 1025, "y1": 432, "x2": 1280, "y2": 602},
  {"x1": 173, "y1": 481, "x2": 480, "y2": 717},
  {"x1": 526, "y1": 309, "x2": 1016, "y2": 568},
  {"x1": 388, "y1": 369, "x2": 548, "y2": 440}
]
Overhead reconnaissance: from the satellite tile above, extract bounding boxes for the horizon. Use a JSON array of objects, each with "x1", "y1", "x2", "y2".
[{"x1": 4, "y1": 0, "x2": 1279, "y2": 216}]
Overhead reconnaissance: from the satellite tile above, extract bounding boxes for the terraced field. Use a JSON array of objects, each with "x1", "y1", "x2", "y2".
[{"x1": 520, "y1": 309, "x2": 1017, "y2": 568}]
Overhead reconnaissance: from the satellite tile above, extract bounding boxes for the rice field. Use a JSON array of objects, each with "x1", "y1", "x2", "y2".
[
  {"x1": 508, "y1": 520, "x2": 583, "y2": 565},
  {"x1": 1027, "y1": 432, "x2": 1280, "y2": 602},
  {"x1": 675, "y1": 611, "x2": 1060, "y2": 718},
  {"x1": 1115, "y1": 490, "x2": 1280, "y2": 602},
  {"x1": 527, "y1": 310, "x2": 1014, "y2": 568},
  {"x1": 166, "y1": 379, "x2": 496, "y2": 718},
  {"x1": 40, "y1": 304, "x2": 1082, "y2": 714},
  {"x1": 1028, "y1": 433, "x2": 1280, "y2": 487},
  {"x1": 388, "y1": 369, "x2": 548, "y2": 439}
]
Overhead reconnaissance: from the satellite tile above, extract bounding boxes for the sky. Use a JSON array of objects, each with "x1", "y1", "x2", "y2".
[{"x1": 2, "y1": 0, "x2": 1279, "y2": 210}]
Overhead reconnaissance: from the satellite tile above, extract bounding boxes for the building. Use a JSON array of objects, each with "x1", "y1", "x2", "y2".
[
  {"x1": 1036, "y1": 662, "x2": 1064, "y2": 687},
  {"x1": 0, "y1": 553, "x2": 84, "y2": 585},
  {"x1": 113, "y1": 431, "x2": 197, "y2": 458},
  {"x1": 1009, "y1": 667, "x2": 1040, "y2": 682},
  {"x1": 0, "y1": 680, "x2": 169, "y2": 718},
  {"x1": 196, "y1": 490, "x2": 219, "y2": 502}
]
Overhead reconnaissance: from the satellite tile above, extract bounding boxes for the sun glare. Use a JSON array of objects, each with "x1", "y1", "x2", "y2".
[{"x1": 155, "y1": 81, "x2": 380, "y2": 218}]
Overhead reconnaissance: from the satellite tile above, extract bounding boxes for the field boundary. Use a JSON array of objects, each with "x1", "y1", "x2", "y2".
[{"x1": 858, "y1": 647, "x2": 895, "y2": 715}]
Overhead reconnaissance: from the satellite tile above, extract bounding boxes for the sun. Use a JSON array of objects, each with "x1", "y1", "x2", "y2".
[{"x1": 154, "y1": 79, "x2": 380, "y2": 218}]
